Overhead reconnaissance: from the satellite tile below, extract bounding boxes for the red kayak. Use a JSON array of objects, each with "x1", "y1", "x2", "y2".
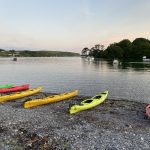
[
  {"x1": 146, "y1": 104, "x2": 150, "y2": 118},
  {"x1": 0, "y1": 84, "x2": 29, "y2": 93}
]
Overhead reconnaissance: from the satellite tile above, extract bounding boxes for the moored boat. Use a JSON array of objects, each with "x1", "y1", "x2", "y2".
[
  {"x1": 0, "y1": 84, "x2": 29, "y2": 93},
  {"x1": 0, "y1": 84, "x2": 14, "y2": 89},
  {"x1": 113, "y1": 59, "x2": 119, "y2": 64},
  {"x1": 13, "y1": 57, "x2": 17, "y2": 61},
  {"x1": 143, "y1": 56, "x2": 150, "y2": 62},
  {"x1": 70, "y1": 91, "x2": 108, "y2": 114},
  {"x1": 0, "y1": 86, "x2": 43, "y2": 103},
  {"x1": 24, "y1": 90, "x2": 78, "y2": 108}
]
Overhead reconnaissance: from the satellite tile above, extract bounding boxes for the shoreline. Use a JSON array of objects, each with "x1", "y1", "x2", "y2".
[{"x1": 0, "y1": 92, "x2": 150, "y2": 149}]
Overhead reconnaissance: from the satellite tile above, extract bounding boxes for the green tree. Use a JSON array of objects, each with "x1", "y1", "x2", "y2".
[
  {"x1": 131, "y1": 38, "x2": 150, "y2": 59},
  {"x1": 81, "y1": 37, "x2": 150, "y2": 59},
  {"x1": 105, "y1": 44, "x2": 124, "y2": 59},
  {"x1": 81, "y1": 47, "x2": 90, "y2": 56},
  {"x1": 118, "y1": 39, "x2": 132, "y2": 59},
  {"x1": 89, "y1": 47, "x2": 104, "y2": 58},
  {"x1": 9, "y1": 49, "x2": 16, "y2": 56}
]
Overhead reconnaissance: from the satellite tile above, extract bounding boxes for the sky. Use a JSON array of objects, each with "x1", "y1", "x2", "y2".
[{"x1": 0, "y1": 0, "x2": 150, "y2": 52}]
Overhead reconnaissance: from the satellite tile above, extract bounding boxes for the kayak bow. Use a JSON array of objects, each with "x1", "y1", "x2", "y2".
[{"x1": 0, "y1": 84, "x2": 14, "y2": 89}]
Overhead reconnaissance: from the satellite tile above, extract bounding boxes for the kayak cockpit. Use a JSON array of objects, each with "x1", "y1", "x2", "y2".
[
  {"x1": 83, "y1": 99, "x2": 93, "y2": 103},
  {"x1": 93, "y1": 95, "x2": 101, "y2": 99}
]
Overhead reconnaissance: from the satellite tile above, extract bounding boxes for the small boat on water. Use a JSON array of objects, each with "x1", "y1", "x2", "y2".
[
  {"x1": 13, "y1": 57, "x2": 17, "y2": 61},
  {"x1": 0, "y1": 86, "x2": 43, "y2": 103},
  {"x1": 113, "y1": 59, "x2": 119, "y2": 64},
  {"x1": 0, "y1": 84, "x2": 14, "y2": 89},
  {"x1": 143, "y1": 56, "x2": 150, "y2": 62},
  {"x1": 0, "y1": 84, "x2": 29, "y2": 93},
  {"x1": 24, "y1": 90, "x2": 78, "y2": 108},
  {"x1": 70, "y1": 91, "x2": 108, "y2": 114}
]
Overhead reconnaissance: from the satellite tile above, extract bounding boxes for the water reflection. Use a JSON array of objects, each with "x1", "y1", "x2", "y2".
[
  {"x1": 121, "y1": 62, "x2": 150, "y2": 71},
  {"x1": 81, "y1": 58, "x2": 150, "y2": 72},
  {"x1": 81, "y1": 58, "x2": 112, "y2": 72}
]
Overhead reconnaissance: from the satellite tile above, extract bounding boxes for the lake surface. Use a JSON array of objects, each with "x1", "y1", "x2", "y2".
[{"x1": 0, "y1": 57, "x2": 150, "y2": 103}]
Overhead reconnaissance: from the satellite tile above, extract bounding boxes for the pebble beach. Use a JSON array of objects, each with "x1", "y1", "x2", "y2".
[{"x1": 0, "y1": 92, "x2": 150, "y2": 150}]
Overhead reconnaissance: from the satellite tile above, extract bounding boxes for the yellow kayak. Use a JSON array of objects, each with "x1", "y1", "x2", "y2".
[
  {"x1": 0, "y1": 87, "x2": 43, "y2": 103},
  {"x1": 24, "y1": 90, "x2": 78, "y2": 108},
  {"x1": 70, "y1": 91, "x2": 108, "y2": 114}
]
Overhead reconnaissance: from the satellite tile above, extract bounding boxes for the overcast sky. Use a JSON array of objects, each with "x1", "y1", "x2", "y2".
[{"x1": 0, "y1": 0, "x2": 150, "y2": 52}]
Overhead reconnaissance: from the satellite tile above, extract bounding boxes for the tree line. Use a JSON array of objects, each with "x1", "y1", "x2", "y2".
[{"x1": 82, "y1": 38, "x2": 150, "y2": 59}]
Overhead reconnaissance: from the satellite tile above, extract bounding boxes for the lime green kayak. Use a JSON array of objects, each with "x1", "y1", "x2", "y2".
[
  {"x1": 0, "y1": 84, "x2": 14, "y2": 89},
  {"x1": 70, "y1": 91, "x2": 108, "y2": 114}
]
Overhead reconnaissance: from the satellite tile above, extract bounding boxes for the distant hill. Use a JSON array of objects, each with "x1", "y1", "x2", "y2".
[{"x1": 0, "y1": 49, "x2": 80, "y2": 57}]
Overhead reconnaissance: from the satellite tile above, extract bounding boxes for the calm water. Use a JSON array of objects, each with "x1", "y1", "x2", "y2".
[{"x1": 0, "y1": 57, "x2": 150, "y2": 103}]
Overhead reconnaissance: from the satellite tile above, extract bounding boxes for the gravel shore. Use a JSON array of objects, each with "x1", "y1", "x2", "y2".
[{"x1": 0, "y1": 92, "x2": 150, "y2": 150}]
